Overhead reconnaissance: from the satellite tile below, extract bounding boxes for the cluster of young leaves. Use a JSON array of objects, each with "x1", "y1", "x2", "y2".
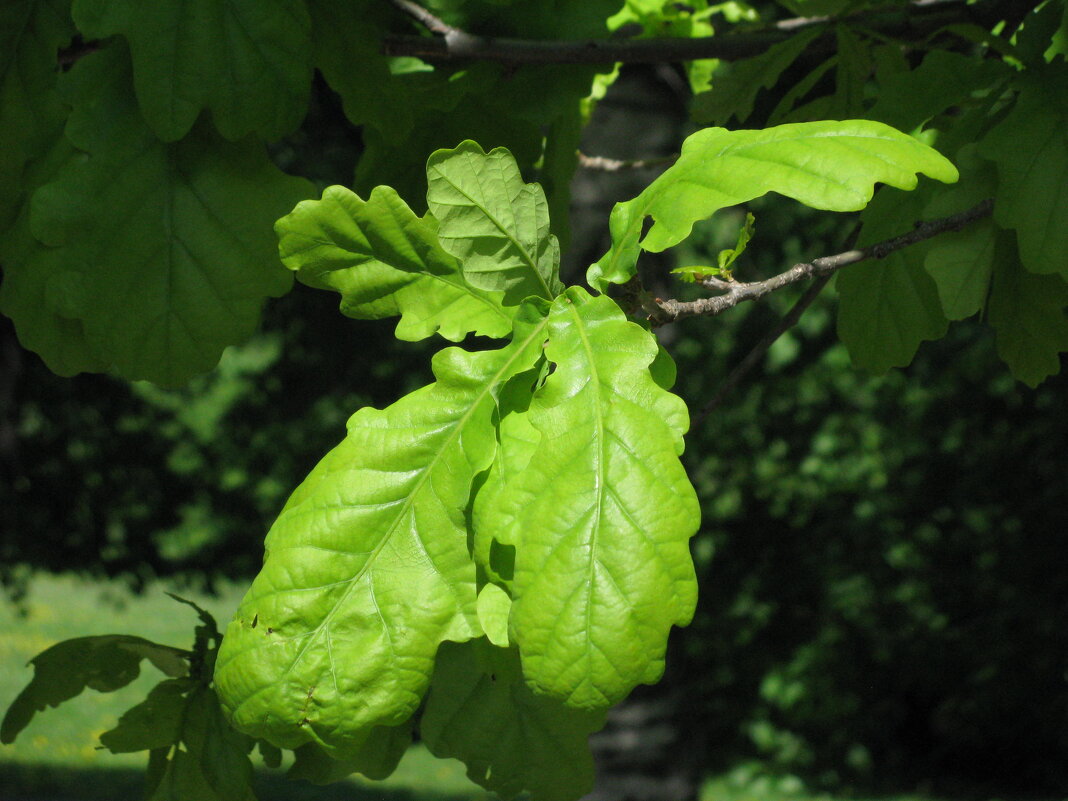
[
  {"x1": 210, "y1": 140, "x2": 700, "y2": 800},
  {"x1": 2, "y1": 596, "x2": 267, "y2": 801},
  {"x1": 0, "y1": 0, "x2": 616, "y2": 385},
  {"x1": 689, "y1": 0, "x2": 1068, "y2": 385},
  {"x1": 206, "y1": 126, "x2": 952, "y2": 799}
]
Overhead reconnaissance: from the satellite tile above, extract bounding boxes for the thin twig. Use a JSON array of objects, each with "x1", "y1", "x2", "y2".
[
  {"x1": 382, "y1": 0, "x2": 1028, "y2": 65},
  {"x1": 385, "y1": 0, "x2": 459, "y2": 36},
  {"x1": 577, "y1": 152, "x2": 678, "y2": 171},
  {"x1": 651, "y1": 198, "x2": 993, "y2": 325}
]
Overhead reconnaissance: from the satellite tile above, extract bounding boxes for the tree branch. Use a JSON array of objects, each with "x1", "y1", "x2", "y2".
[
  {"x1": 385, "y1": 0, "x2": 459, "y2": 36},
  {"x1": 577, "y1": 152, "x2": 678, "y2": 171},
  {"x1": 650, "y1": 198, "x2": 993, "y2": 326},
  {"x1": 382, "y1": 0, "x2": 1029, "y2": 65}
]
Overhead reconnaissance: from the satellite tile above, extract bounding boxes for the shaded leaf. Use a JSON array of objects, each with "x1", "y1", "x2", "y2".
[
  {"x1": 475, "y1": 288, "x2": 699, "y2": 708},
  {"x1": 589, "y1": 120, "x2": 959, "y2": 291},
  {"x1": 2, "y1": 635, "x2": 188, "y2": 744},
  {"x1": 422, "y1": 639, "x2": 605, "y2": 801},
  {"x1": 427, "y1": 141, "x2": 562, "y2": 303},
  {"x1": 25, "y1": 43, "x2": 312, "y2": 384},
  {"x1": 288, "y1": 724, "x2": 410, "y2": 783},
  {"x1": 351, "y1": 59, "x2": 603, "y2": 209},
  {"x1": 257, "y1": 740, "x2": 282, "y2": 770},
  {"x1": 924, "y1": 220, "x2": 997, "y2": 320},
  {"x1": 988, "y1": 248, "x2": 1068, "y2": 387},
  {"x1": 305, "y1": 0, "x2": 409, "y2": 135},
  {"x1": 829, "y1": 25, "x2": 871, "y2": 119},
  {"x1": 145, "y1": 747, "x2": 171, "y2": 798},
  {"x1": 276, "y1": 184, "x2": 513, "y2": 342},
  {"x1": 100, "y1": 679, "x2": 193, "y2": 753},
  {"x1": 0, "y1": 0, "x2": 73, "y2": 220},
  {"x1": 181, "y1": 687, "x2": 256, "y2": 801},
  {"x1": 0, "y1": 131, "x2": 106, "y2": 376},
  {"x1": 868, "y1": 50, "x2": 1012, "y2": 132},
  {"x1": 214, "y1": 307, "x2": 549, "y2": 755},
  {"x1": 1014, "y1": 0, "x2": 1068, "y2": 65},
  {"x1": 836, "y1": 187, "x2": 949, "y2": 371},
  {"x1": 979, "y1": 67, "x2": 1068, "y2": 278},
  {"x1": 148, "y1": 749, "x2": 221, "y2": 801},
  {"x1": 72, "y1": 0, "x2": 312, "y2": 140},
  {"x1": 691, "y1": 28, "x2": 821, "y2": 126},
  {"x1": 922, "y1": 148, "x2": 999, "y2": 320}
]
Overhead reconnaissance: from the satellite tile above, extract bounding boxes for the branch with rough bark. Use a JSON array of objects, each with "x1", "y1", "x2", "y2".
[
  {"x1": 577, "y1": 152, "x2": 678, "y2": 171},
  {"x1": 670, "y1": 199, "x2": 993, "y2": 424},
  {"x1": 648, "y1": 199, "x2": 994, "y2": 326},
  {"x1": 382, "y1": 0, "x2": 1034, "y2": 65}
]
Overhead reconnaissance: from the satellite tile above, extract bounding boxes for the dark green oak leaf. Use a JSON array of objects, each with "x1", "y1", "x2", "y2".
[
  {"x1": 288, "y1": 724, "x2": 411, "y2": 783},
  {"x1": 837, "y1": 187, "x2": 949, "y2": 372},
  {"x1": 72, "y1": 0, "x2": 312, "y2": 141},
  {"x1": 0, "y1": 0, "x2": 74, "y2": 221},
  {"x1": 868, "y1": 50, "x2": 1012, "y2": 132},
  {"x1": 988, "y1": 243, "x2": 1068, "y2": 387},
  {"x1": 922, "y1": 146, "x2": 999, "y2": 320},
  {"x1": 691, "y1": 28, "x2": 821, "y2": 126},
  {"x1": 979, "y1": 66, "x2": 1068, "y2": 279},
  {"x1": 180, "y1": 687, "x2": 257, "y2": 801},
  {"x1": 2, "y1": 635, "x2": 188, "y2": 744},
  {"x1": 25, "y1": 43, "x2": 312, "y2": 384},
  {"x1": 99, "y1": 678, "x2": 195, "y2": 753},
  {"x1": 0, "y1": 130, "x2": 106, "y2": 376},
  {"x1": 422, "y1": 639, "x2": 606, "y2": 801},
  {"x1": 305, "y1": 0, "x2": 413, "y2": 136}
]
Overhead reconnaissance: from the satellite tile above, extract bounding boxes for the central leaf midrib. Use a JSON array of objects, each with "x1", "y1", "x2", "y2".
[
  {"x1": 563, "y1": 300, "x2": 606, "y2": 673},
  {"x1": 270, "y1": 318, "x2": 548, "y2": 693}
]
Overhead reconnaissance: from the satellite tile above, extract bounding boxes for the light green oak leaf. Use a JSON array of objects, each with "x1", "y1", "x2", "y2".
[
  {"x1": 474, "y1": 288, "x2": 700, "y2": 709},
  {"x1": 427, "y1": 140, "x2": 563, "y2": 303},
  {"x1": 589, "y1": 119, "x2": 958, "y2": 291},
  {"x1": 276, "y1": 184, "x2": 513, "y2": 342},
  {"x1": 213, "y1": 308, "x2": 549, "y2": 757}
]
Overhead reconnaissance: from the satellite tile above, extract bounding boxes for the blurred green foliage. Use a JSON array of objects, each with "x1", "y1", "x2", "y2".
[
  {"x1": 0, "y1": 287, "x2": 435, "y2": 596},
  {"x1": 665, "y1": 196, "x2": 1068, "y2": 795}
]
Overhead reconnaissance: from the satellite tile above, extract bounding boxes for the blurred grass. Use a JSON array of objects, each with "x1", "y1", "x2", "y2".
[
  {"x1": 0, "y1": 573, "x2": 490, "y2": 800},
  {"x1": 2, "y1": 574, "x2": 1048, "y2": 801}
]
